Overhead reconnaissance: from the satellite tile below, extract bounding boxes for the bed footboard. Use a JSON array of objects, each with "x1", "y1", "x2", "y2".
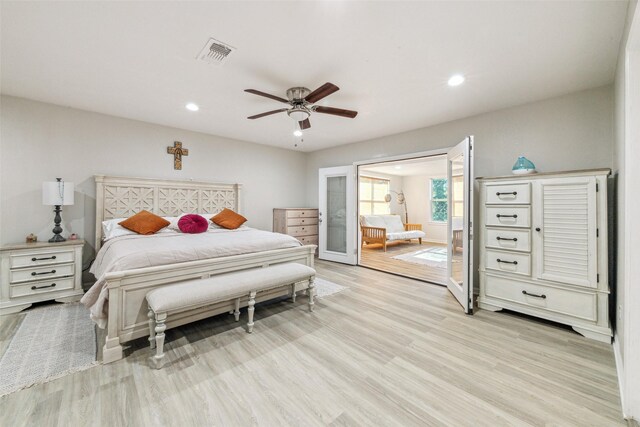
[{"x1": 102, "y1": 245, "x2": 316, "y2": 363}]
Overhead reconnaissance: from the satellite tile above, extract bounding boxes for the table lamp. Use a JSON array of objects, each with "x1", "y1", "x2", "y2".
[{"x1": 42, "y1": 178, "x2": 75, "y2": 242}]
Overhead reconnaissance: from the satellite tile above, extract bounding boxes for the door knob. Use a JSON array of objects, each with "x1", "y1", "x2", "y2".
[{"x1": 535, "y1": 227, "x2": 541, "y2": 232}]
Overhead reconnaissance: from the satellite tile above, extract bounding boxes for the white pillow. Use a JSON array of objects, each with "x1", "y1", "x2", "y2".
[
  {"x1": 362, "y1": 215, "x2": 386, "y2": 228},
  {"x1": 102, "y1": 218, "x2": 136, "y2": 241},
  {"x1": 102, "y1": 217, "x2": 176, "y2": 240}
]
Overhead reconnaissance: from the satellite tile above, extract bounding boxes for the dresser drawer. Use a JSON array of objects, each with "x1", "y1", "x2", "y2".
[
  {"x1": 287, "y1": 217, "x2": 318, "y2": 226},
  {"x1": 484, "y1": 274, "x2": 597, "y2": 322},
  {"x1": 298, "y1": 235, "x2": 319, "y2": 246},
  {"x1": 485, "y1": 249, "x2": 531, "y2": 276},
  {"x1": 10, "y1": 250, "x2": 75, "y2": 269},
  {"x1": 286, "y1": 225, "x2": 318, "y2": 237},
  {"x1": 9, "y1": 263, "x2": 75, "y2": 284},
  {"x1": 485, "y1": 206, "x2": 530, "y2": 228},
  {"x1": 286, "y1": 210, "x2": 317, "y2": 219},
  {"x1": 10, "y1": 277, "x2": 75, "y2": 298},
  {"x1": 485, "y1": 228, "x2": 531, "y2": 252},
  {"x1": 485, "y1": 183, "x2": 531, "y2": 205}
]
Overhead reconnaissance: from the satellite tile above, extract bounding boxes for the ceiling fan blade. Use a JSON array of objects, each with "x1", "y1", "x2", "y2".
[
  {"x1": 247, "y1": 108, "x2": 288, "y2": 119},
  {"x1": 314, "y1": 106, "x2": 358, "y2": 118},
  {"x1": 299, "y1": 118, "x2": 311, "y2": 130},
  {"x1": 305, "y1": 82, "x2": 339, "y2": 103},
  {"x1": 244, "y1": 89, "x2": 289, "y2": 104}
]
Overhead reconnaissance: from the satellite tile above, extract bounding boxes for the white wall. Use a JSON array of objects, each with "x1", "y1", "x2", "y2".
[
  {"x1": 306, "y1": 85, "x2": 613, "y2": 206},
  {"x1": 0, "y1": 95, "x2": 308, "y2": 261},
  {"x1": 403, "y1": 173, "x2": 448, "y2": 244}
]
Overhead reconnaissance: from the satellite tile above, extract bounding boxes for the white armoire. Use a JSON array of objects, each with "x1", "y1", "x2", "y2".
[{"x1": 477, "y1": 169, "x2": 612, "y2": 343}]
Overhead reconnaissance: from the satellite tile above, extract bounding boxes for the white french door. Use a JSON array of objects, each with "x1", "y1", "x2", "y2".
[
  {"x1": 446, "y1": 136, "x2": 474, "y2": 313},
  {"x1": 318, "y1": 166, "x2": 357, "y2": 264}
]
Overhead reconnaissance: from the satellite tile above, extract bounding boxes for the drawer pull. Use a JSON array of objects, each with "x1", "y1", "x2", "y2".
[
  {"x1": 31, "y1": 270, "x2": 56, "y2": 276},
  {"x1": 496, "y1": 237, "x2": 517, "y2": 242},
  {"x1": 522, "y1": 290, "x2": 546, "y2": 299},
  {"x1": 31, "y1": 283, "x2": 56, "y2": 290},
  {"x1": 497, "y1": 258, "x2": 518, "y2": 265},
  {"x1": 496, "y1": 191, "x2": 517, "y2": 196},
  {"x1": 31, "y1": 256, "x2": 57, "y2": 261},
  {"x1": 496, "y1": 214, "x2": 518, "y2": 219}
]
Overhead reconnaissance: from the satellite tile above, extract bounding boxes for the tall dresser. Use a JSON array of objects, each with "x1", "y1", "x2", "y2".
[
  {"x1": 273, "y1": 208, "x2": 319, "y2": 248},
  {"x1": 0, "y1": 240, "x2": 85, "y2": 315},
  {"x1": 477, "y1": 169, "x2": 611, "y2": 343}
]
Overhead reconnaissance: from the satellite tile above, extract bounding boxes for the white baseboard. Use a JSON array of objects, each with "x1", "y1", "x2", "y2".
[{"x1": 613, "y1": 334, "x2": 629, "y2": 419}]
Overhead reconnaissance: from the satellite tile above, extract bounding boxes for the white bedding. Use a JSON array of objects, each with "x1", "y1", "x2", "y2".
[{"x1": 81, "y1": 227, "x2": 301, "y2": 327}]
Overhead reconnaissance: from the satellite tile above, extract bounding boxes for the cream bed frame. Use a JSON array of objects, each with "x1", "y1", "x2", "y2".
[{"x1": 94, "y1": 175, "x2": 315, "y2": 363}]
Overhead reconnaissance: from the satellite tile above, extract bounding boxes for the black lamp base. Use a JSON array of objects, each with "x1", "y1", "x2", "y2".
[{"x1": 48, "y1": 205, "x2": 67, "y2": 243}]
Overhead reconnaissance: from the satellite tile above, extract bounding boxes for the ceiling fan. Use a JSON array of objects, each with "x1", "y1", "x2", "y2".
[{"x1": 244, "y1": 82, "x2": 358, "y2": 131}]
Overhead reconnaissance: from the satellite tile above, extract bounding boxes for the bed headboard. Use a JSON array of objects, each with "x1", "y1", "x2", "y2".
[{"x1": 94, "y1": 175, "x2": 242, "y2": 249}]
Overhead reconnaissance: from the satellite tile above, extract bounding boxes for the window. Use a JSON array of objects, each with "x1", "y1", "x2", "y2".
[
  {"x1": 359, "y1": 176, "x2": 390, "y2": 215},
  {"x1": 430, "y1": 178, "x2": 447, "y2": 222}
]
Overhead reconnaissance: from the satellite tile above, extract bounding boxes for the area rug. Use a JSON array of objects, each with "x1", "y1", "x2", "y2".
[
  {"x1": 314, "y1": 277, "x2": 348, "y2": 299},
  {"x1": 0, "y1": 303, "x2": 97, "y2": 396},
  {"x1": 391, "y1": 247, "x2": 450, "y2": 268}
]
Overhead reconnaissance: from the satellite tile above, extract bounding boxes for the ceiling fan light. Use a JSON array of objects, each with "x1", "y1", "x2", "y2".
[
  {"x1": 287, "y1": 109, "x2": 310, "y2": 122},
  {"x1": 293, "y1": 130, "x2": 303, "y2": 137}
]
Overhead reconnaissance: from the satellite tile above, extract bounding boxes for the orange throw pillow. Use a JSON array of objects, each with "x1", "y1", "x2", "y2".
[
  {"x1": 119, "y1": 210, "x2": 170, "y2": 235},
  {"x1": 211, "y1": 208, "x2": 247, "y2": 230}
]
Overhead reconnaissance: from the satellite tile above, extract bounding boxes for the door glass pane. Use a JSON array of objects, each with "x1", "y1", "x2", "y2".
[
  {"x1": 450, "y1": 154, "x2": 464, "y2": 285},
  {"x1": 327, "y1": 176, "x2": 347, "y2": 253}
]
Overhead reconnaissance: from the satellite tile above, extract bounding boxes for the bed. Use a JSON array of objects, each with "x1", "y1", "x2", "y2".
[{"x1": 85, "y1": 175, "x2": 315, "y2": 363}]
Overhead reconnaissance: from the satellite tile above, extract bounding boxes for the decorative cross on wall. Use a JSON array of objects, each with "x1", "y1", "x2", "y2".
[{"x1": 167, "y1": 141, "x2": 189, "y2": 170}]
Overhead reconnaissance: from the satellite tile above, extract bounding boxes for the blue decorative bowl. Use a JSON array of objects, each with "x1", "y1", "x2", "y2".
[{"x1": 512, "y1": 156, "x2": 536, "y2": 175}]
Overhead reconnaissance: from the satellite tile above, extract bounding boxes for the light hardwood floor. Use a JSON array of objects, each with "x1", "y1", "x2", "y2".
[
  {"x1": 360, "y1": 241, "x2": 449, "y2": 284},
  {"x1": 0, "y1": 261, "x2": 625, "y2": 426}
]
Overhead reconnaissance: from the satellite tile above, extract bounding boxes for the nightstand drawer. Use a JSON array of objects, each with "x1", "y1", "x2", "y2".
[
  {"x1": 286, "y1": 210, "x2": 317, "y2": 219},
  {"x1": 287, "y1": 217, "x2": 318, "y2": 226},
  {"x1": 485, "y1": 249, "x2": 531, "y2": 276},
  {"x1": 10, "y1": 250, "x2": 75, "y2": 269},
  {"x1": 10, "y1": 277, "x2": 75, "y2": 298},
  {"x1": 10, "y1": 263, "x2": 75, "y2": 284},
  {"x1": 286, "y1": 225, "x2": 318, "y2": 237},
  {"x1": 485, "y1": 183, "x2": 531, "y2": 204}
]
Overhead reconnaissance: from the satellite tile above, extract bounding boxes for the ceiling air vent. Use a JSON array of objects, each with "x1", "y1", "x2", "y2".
[{"x1": 196, "y1": 38, "x2": 235, "y2": 65}]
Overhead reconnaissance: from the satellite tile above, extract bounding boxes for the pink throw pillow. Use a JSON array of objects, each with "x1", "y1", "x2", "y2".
[{"x1": 178, "y1": 214, "x2": 209, "y2": 234}]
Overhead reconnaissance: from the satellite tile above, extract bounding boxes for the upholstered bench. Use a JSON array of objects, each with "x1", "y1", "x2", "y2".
[{"x1": 146, "y1": 262, "x2": 316, "y2": 369}]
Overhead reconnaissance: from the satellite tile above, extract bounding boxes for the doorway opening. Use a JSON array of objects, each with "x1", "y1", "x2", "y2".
[{"x1": 357, "y1": 155, "x2": 451, "y2": 285}]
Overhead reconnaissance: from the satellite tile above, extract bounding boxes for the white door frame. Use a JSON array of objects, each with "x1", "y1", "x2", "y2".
[
  {"x1": 318, "y1": 165, "x2": 357, "y2": 265},
  {"x1": 446, "y1": 136, "x2": 474, "y2": 313},
  {"x1": 354, "y1": 148, "x2": 450, "y2": 266}
]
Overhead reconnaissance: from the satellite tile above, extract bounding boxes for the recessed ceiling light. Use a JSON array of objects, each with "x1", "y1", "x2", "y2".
[
  {"x1": 448, "y1": 74, "x2": 465, "y2": 87},
  {"x1": 394, "y1": 165, "x2": 402, "y2": 170},
  {"x1": 185, "y1": 103, "x2": 199, "y2": 111},
  {"x1": 293, "y1": 130, "x2": 303, "y2": 137}
]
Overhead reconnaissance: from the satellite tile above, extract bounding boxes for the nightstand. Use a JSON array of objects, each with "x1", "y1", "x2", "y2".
[{"x1": 0, "y1": 240, "x2": 84, "y2": 315}]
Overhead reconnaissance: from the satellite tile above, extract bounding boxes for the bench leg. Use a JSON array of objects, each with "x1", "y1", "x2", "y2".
[
  {"x1": 150, "y1": 312, "x2": 167, "y2": 369},
  {"x1": 308, "y1": 277, "x2": 316, "y2": 312},
  {"x1": 234, "y1": 298, "x2": 241, "y2": 321},
  {"x1": 148, "y1": 309, "x2": 156, "y2": 350},
  {"x1": 291, "y1": 284, "x2": 297, "y2": 303},
  {"x1": 247, "y1": 291, "x2": 256, "y2": 333}
]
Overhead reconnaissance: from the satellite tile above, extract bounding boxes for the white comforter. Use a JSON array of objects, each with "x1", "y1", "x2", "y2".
[{"x1": 81, "y1": 227, "x2": 301, "y2": 327}]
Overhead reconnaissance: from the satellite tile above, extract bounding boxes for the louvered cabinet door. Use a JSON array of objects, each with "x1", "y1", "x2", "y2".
[{"x1": 535, "y1": 177, "x2": 598, "y2": 288}]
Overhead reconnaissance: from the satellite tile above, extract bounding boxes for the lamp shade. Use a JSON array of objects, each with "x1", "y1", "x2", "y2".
[{"x1": 42, "y1": 181, "x2": 75, "y2": 206}]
